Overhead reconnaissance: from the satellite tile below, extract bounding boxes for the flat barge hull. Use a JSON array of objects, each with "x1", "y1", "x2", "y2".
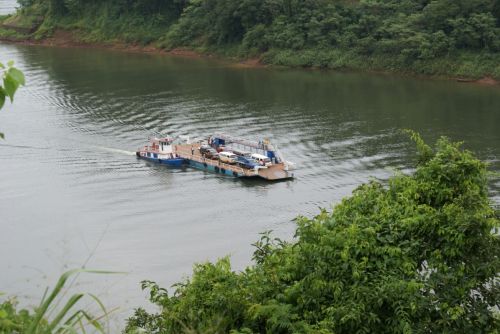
[{"x1": 174, "y1": 144, "x2": 293, "y2": 181}]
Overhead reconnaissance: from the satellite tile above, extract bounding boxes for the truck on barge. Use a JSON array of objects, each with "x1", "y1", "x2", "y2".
[{"x1": 136, "y1": 134, "x2": 294, "y2": 181}]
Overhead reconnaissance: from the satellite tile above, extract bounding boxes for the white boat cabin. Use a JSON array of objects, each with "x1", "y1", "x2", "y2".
[{"x1": 147, "y1": 137, "x2": 174, "y2": 154}]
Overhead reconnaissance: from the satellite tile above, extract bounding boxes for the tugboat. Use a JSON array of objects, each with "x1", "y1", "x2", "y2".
[
  {"x1": 136, "y1": 134, "x2": 294, "y2": 180},
  {"x1": 135, "y1": 137, "x2": 185, "y2": 166}
]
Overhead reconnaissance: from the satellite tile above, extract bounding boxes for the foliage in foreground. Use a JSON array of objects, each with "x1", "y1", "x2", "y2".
[
  {"x1": 0, "y1": 269, "x2": 112, "y2": 334},
  {"x1": 126, "y1": 134, "x2": 500, "y2": 333},
  {"x1": 0, "y1": 60, "x2": 25, "y2": 139}
]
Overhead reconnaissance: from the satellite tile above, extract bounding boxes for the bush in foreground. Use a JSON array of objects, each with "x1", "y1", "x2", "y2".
[{"x1": 126, "y1": 133, "x2": 499, "y2": 334}]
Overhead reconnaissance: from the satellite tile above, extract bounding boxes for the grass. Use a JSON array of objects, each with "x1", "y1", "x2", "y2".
[
  {"x1": 0, "y1": 269, "x2": 121, "y2": 334},
  {"x1": 2, "y1": 14, "x2": 38, "y2": 30},
  {"x1": 261, "y1": 48, "x2": 500, "y2": 80},
  {"x1": 0, "y1": 26, "x2": 29, "y2": 40}
]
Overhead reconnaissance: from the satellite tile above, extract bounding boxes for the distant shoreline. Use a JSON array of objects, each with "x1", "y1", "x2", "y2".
[{"x1": 1, "y1": 29, "x2": 498, "y2": 87}]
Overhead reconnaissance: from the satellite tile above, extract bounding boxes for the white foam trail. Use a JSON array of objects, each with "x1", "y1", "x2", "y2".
[{"x1": 93, "y1": 146, "x2": 136, "y2": 156}]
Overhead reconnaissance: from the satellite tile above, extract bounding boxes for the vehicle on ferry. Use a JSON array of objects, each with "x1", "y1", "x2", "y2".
[
  {"x1": 236, "y1": 155, "x2": 259, "y2": 169},
  {"x1": 200, "y1": 145, "x2": 219, "y2": 159},
  {"x1": 219, "y1": 151, "x2": 238, "y2": 164},
  {"x1": 231, "y1": 149, "x2": 252, "y2": 157},
  {"x1": 251, "y1": 153, "x2": 272, "y2": 167},
  {"x1": 137, "y1": 133, "x2": 294, "y2": 180}
]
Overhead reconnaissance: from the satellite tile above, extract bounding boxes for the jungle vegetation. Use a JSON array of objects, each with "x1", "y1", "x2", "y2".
[
  {"x1": 3, "y1": 0, "x2": 500, "y2": 79},
  {"x1": 125, "y1": 133, "x2": 500, "y2": 333}
]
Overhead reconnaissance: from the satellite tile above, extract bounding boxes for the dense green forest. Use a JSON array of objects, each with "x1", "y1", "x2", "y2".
[{"x1": 2, "y1": 0, "x2": 500, "y2": 79}]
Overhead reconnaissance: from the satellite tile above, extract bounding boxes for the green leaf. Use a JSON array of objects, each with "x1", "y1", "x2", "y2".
[
  {"x1": 27, "y1": 269, "x2": 124, "y2": 334},
  {"x1": 38, "y1": 287, "x2": 49, "y2": 310},
  {"x1": 0, "y1": 132, "x2": 4, "y2": 140},
  {"x1": 3, "y1": 75, "x2": 19, "y2": 102},
  {"x1": 0, "y1": 62, "x2": 4, "y2": 69},
  {"x1": 0, "y1": 89, "x2": 5, "y2": 109},
  {"x1": 7, "y1": 60, "x2": 14, "y2": 67},
  {"x1": 48, "y1": 293, "x2": 84, "y2": 331},
  {"x1": 63, "y1": 309, "x2": 105, "y2": 334},
  {"x1": 8, "y1": 68, "x2": 25, "y2": 86},
  {"x1": 88, "y1": 293, "x2": 110, "y2": 332}
]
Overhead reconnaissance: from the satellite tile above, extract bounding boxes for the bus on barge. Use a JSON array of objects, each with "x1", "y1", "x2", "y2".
[{"x1": 136, "y1": 134, "x2": 294, "y2": 181}]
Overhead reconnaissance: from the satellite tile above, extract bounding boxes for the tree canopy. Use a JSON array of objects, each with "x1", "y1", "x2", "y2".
[
  {"x1": 126, "y1": 133, "x2": 499, "y2": 333},
  {"x1": 11, "y1": 0, "x2": 500, "y2": 77},
  {"x1": 22, "y1": 0, "x2": 500, "y2": 57}
]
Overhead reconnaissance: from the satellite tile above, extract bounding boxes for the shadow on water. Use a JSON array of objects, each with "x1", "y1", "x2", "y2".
[{"x1": 239, "y1": 176, "x2": 296, "y2": 188}]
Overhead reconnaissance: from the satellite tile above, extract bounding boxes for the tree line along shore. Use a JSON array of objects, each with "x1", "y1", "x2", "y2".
[{"x1": 0, "y1": 0, "x2": 499, "y2": 82}]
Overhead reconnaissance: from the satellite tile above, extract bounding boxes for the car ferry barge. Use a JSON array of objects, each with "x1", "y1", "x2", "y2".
[{"x1": 136, "y1": 134, "x2": 294, "y2": 181}]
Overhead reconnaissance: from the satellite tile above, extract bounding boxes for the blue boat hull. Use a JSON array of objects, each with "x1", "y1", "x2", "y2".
[
  {"x1": 137, "y1": 154, "x2": 185, "y2": 167},
  {"x1": 160, "y1": 158, "x2": 185, "y2": 166}
]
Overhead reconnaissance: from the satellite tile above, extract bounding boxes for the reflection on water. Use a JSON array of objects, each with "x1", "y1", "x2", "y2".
[{"x1": 0, "y1": 43, "x2": 499, "y2": 325}]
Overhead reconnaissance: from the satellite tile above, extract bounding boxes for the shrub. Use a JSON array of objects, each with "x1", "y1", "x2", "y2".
[{"x1": 126, "y1": 133, "x2": 500, "y2": 333}]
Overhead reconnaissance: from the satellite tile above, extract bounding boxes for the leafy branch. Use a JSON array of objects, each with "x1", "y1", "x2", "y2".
[{"x1": 0, "y1": 60, "x2": 25, "y2": 139}]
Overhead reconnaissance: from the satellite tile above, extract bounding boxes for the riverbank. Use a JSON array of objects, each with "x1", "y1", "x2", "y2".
[
  {"x1": 3, "y1": 0, "x2": 500, "y2": 85},
  {"x1": 2, "y1": 28, "x2": 498, "y2": 87},
  {"x1": 2, "y1": 4, "x2": 500, "y2": 87},
  {"x1": 0, "y1": 27, "x2": 269, "y2": 67}
]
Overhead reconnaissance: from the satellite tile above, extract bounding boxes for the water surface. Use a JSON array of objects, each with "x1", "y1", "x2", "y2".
[
  {"x1": 0, "y1": 0, "x2": 16, "y2": 15},
  {"x1": 1, "y1": 43, "x2": 499, "y2": 326}
]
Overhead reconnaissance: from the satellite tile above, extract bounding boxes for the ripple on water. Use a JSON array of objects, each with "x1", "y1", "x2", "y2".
[{"x1": 1, "y1": 43, "x2": 499, "y2": 326}]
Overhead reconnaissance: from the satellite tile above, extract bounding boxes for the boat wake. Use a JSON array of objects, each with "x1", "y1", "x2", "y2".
[{"x1": 93, "y1": 146, "x2": 136, "y2": 156}]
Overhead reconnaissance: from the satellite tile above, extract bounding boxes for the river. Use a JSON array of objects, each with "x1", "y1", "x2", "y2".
[
  {"x1": 0, "y1": 0, "x2": 16, "y2": 15},
  {"x1": 0, "y1": 42, "x2": 499, "y2": 328}
]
